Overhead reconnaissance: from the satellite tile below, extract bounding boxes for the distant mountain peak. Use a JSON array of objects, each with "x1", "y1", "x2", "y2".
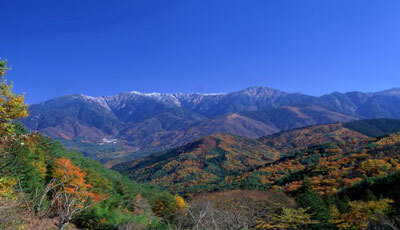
[
  {"x1": 374, "y1": 87, "x2": 400, "y2": 96},
  {"x1": 237, "y1": 86, "x2": 286, "y2": 97},
  {"x1": 243, "y1": 86, "x2": 278, "y2": 91}
]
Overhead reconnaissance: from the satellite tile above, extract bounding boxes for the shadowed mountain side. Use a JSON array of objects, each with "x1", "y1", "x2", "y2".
[{"x1": 240, "y1": 106, "x2": 357, "y2": 131}]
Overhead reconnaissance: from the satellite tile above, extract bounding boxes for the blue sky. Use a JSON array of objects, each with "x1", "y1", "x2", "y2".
[{"x1": 1, "y1": 0, "x2": 400, "y2": 104}]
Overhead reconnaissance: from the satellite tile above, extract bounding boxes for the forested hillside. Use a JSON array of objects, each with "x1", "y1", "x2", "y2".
[
  {"x1": 115, "y1": 119, "x2": 400, "y2": 194},
  {"x1": 113, "y1": 133, "x2": 280, "y2": 192}
]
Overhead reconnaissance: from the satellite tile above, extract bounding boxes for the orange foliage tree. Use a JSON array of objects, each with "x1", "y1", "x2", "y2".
[
  {"x1": 50, "y1": 157, "x2": 97, "y2": 230},
  {"x1": 52, "y1": 157, "x2": 93, "y2": 196}
]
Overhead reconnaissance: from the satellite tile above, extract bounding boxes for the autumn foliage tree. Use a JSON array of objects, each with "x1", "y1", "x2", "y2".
[
  {"x1": 50, "y1": 157, "x2": 97, "y2": 230},
  {"x1": 330, "y1": 198, "x2": 393, "y2": 230},
  {"x1": 52, "y1": 158, "x2": 93, "y2": 196},
  {"x1": 256, "y1": 207, "x2": 317, "y2": 230},
  {"x1": 359, "y1": 159, "x2": 393, "y2": 177},
  {"x1": 0, "y1": 59, "x2": 28, "y2": 136}
]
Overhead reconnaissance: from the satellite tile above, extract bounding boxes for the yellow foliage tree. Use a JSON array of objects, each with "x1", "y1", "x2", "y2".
[
  {"x1": 359, "y1": 159, "x2": 392, "y2": 177},
  {"x1": 174, "y1": 194, "x2": 188, "y2": 212},
  {"x1": 0, "y1": 59, "x2": 28, "y2": 135},
  {"x1": 330, "y1": 198, "x2": 393, "y2": 230},
  {"x1": 0, "y1": 176, "x2": 16, "y2": 198},
  {"x1": 256, "y1": 208, "x2": 317, "y2": 230}
]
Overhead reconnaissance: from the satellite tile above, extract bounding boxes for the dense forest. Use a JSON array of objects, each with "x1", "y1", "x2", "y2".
[{"x1": 2, "y1": 58, "x2": 400, "y2": 230}]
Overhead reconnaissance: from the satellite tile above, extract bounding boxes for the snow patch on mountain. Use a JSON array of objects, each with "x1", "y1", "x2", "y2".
[
  {"x1": 80, "y1": 94, "x2": 111, "y2": 111},
  {"x1": 127, "y1": 91, "x2": 226, "y2": 107}
]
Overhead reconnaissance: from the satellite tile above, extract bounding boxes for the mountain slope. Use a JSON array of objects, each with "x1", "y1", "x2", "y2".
[
  {"x1": 240, "y1": 105, "x2": 357, "y2": 131},
  {"x1": 24, "y1": 94, "x2": 122, "y2": 141},
  {"x1": 343, "y1": 118, "x2": 400, "y2": 136},
  {"x1": 114, "y1": 133, "x2": 280, "y2": 192}
]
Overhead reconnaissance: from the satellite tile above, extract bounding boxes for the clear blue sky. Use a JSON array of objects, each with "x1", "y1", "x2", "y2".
[{"x1": 1, "y1": 0, "x2": 400, "y2": 104}]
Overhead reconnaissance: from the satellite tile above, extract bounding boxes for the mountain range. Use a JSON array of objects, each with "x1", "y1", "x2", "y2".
[{"x1": 22, "y1": 86, "x2": 400, "y2": 163}]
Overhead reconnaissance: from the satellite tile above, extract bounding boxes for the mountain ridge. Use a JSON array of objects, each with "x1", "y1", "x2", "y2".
[{"x1": 22, "y1": 86, "x2": 400, "y2": 163}]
